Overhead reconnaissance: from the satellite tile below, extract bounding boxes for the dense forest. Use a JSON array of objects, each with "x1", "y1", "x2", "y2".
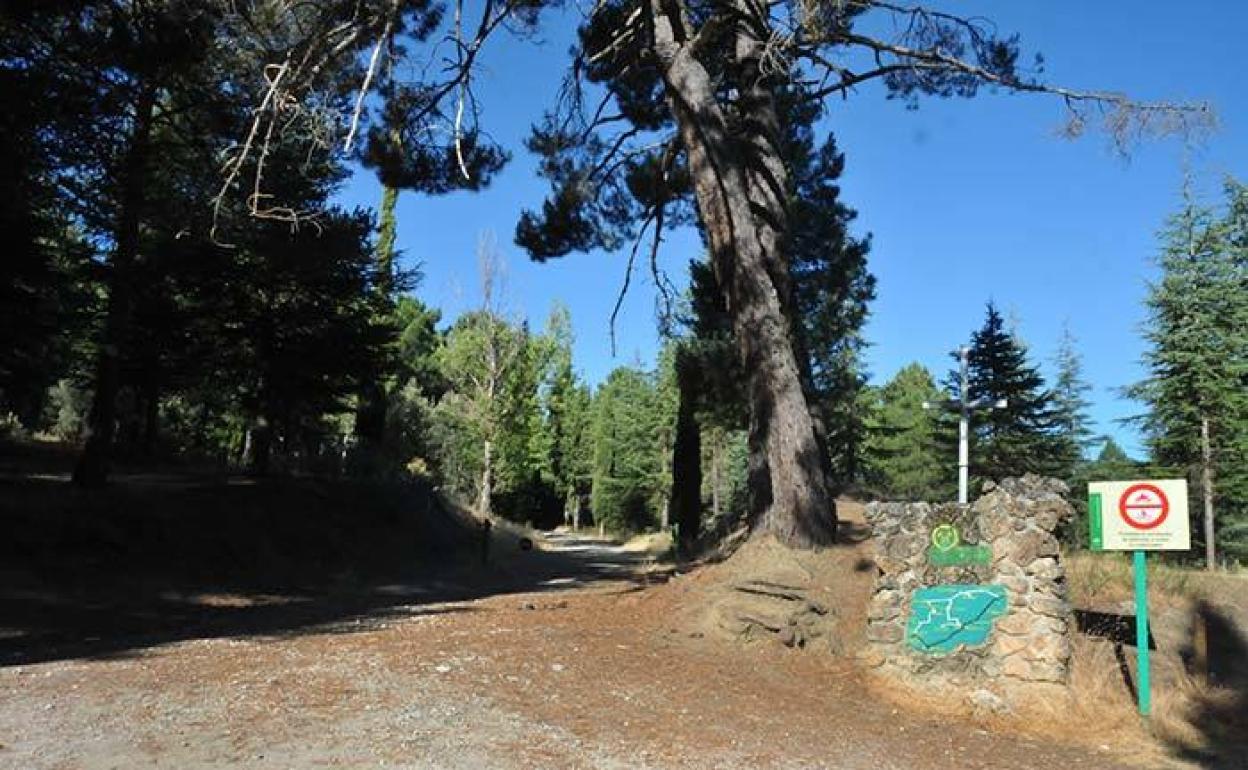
[{"x1": 1, "y1": 1, "x2": 1244, "y2": 567}]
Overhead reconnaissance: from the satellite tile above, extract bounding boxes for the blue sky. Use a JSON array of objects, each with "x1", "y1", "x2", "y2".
[{"x1": 335, "y1": 1, "x2": 1246, "y2": 459}]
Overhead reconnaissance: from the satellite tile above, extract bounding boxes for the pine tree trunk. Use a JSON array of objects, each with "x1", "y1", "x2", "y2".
[
  {"x1": 1201, "y1": 416, "x2": 1216, "y2": 571},
  {"x1": 647, "y1": 7, "x2": 836, "y2": 548},
  {"x1": 354, "y1": 185, "x2": 400, "y2": 451},
  {"x1": 74, "y1": 82, "x2": 159, "y2": 487},
  {"x1": 670, "y1": 367, "x2": 702, "y2": 550},
  {"x1": 250, "y1": 416, "x2": 273, "y2": 476},
  {"x1": 478, "y1": 438, "x2": 493, "y2": 517},
  {"x1": 711, "y1": 437, "x2": 721, "y2": 520}
]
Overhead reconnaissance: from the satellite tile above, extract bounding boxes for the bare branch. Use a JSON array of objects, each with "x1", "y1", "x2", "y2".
[
  {"x1": 343, "y1": 0, "x2": 398, "y2": 152},
  {"x1": 210, "y1": 56, "x2": 291, "y2": 246},
  {"x1": 609, "y1": 209, "x2": 657, "y2": 356}
]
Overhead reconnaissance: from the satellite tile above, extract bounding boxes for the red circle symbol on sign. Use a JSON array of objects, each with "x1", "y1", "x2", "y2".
[{"x1": 1118, "y1": 483, "x2": 1170, "y2": 530}]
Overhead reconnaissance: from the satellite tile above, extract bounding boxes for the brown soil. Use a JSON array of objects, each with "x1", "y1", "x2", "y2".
[{"x1": 1, "y1": 501, "x2": 1195, "y2": 770}]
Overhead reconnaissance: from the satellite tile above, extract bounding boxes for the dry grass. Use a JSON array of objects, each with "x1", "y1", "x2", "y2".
[
  {"x1": 620, "y1": 530, "x2": 674, "y2": 556},
  {"x1": 1066, "y1": 551, "x2": 1198, "y2": 609},
  {"x1": 1056, "y1": 553, "x2": 1246, "y2": 766}
]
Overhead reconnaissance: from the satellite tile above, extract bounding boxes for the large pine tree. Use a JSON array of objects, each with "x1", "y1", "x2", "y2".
[{"x1": 782, "y1": 95, "x2": 875, "y2": 487}]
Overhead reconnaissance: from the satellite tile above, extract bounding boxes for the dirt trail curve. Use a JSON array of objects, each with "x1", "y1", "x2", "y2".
[{"x1": 0, "y1": 529, "x2": 1143, "y2": 769}]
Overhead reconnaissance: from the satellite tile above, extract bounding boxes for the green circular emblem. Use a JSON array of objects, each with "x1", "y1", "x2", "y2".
[{"x1": 931, "y1": 524, "x2": 960, "y2": 551}]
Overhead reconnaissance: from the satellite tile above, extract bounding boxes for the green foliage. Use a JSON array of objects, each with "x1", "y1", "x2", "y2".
[
  {"x1": 949, "y1": 302, "x2": 1065, "y2": 486},
  {"x1": 0, "y1": 1, "x2": 517, "y2": 481},
  {"x1": 538, "y1": 305, "x2": 593, "y2": 507},
  {"x1": 375, "y1": 296, "x2": 444, "y2": 469},
  {"x1": 590, "y1": 365, "x2": 668, "y2": 534},
  {"x1": 1050, "y1": 324, "x2": 1096, "y2": 478},
  {"x1": 43, "y1": 380, "x2": 92, "y2": 443},
  {"x1": 783, "y1": 98, "x2": 876, "y2": 485},
  {"x1": 1127, "y1": 182, "x2": 1248, "y2": 563},
  {"x1": 862, "y1": 364, "x2": 951, "y2": 501},
  {"x1": 423, "y1": 303, "x2": 586, "y2": 527},
  {"x1": 700, "y1": 425, "x2": 751, "y2": 535}
]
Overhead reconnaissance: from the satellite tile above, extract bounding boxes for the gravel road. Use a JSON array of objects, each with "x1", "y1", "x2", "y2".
[{"x1": 0, "y1": 531, "x2": 1155, "y2": 769}]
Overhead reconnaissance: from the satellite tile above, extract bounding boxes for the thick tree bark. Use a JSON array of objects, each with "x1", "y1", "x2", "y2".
[
  {"x1": 735, "y1": 6, "x2": 839, "y2": 497},
  {"x1": 648, "y1": 0, "x2": 837, "y2": 548},
  {"x1": 669, "y1": 357, "x2": 702, "y2": 552},
  {"x1": 1201, "y1": 416, "x2": 1215, "y2": 571},
  {"x1": 74, "y1": 82, "x2": 159, "y2": 487}
]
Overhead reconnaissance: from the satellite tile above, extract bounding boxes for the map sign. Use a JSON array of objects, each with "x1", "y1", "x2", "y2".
[
  {"x1": 906, "y1": 584, "x2": 1008, "y2": 655},
  {"x1": 1088, "y1": 479, "x2": 1190, "y2": 551}
]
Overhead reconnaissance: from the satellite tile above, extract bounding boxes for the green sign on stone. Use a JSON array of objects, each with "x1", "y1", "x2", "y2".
[
  {"x1": 928, "y1": 544, "x2": 992, "y2": 567},
  {"x1": 927, "y1": 522, "x2": 991, "y2": 566},
  {"x1": 906, "y1": 584, "x2": 1008, "y2": 654}
]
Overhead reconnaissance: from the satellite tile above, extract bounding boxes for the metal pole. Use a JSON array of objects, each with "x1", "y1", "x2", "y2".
[
  {"x1": 958, "y1": 346, "x2": 970, "y2": 506},
  {"x1": 1134, "y1": 550, "x2": 1151, "y2": 716}
]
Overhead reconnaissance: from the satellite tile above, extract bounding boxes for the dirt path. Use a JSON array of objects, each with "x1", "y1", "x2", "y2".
[{"x1": 0, "y1": 530, "x2": 1148, "y2": 769}]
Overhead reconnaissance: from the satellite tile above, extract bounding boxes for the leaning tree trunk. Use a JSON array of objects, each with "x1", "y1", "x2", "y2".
[
  {"x1": 735, "y1": 7, "x2": 838, "y2": 500},
  {"x1": 74, "y1": 82, "x2": 159, "y2": 487},
  {"x1": 648, "y1": 0, "x2": 837, "y2": 548}
]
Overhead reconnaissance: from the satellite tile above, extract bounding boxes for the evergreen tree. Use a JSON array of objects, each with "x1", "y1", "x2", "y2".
[
  {"x1": 676, "y1": 99, "x2": 875, "y2": 518},
  {"x1": 1128, "y1": 183, "x2": 1248, "y2": 567},
  {"x1": 950, "y1": 302, "x2": 1064, "y2": 486},
  {"x1": 384, "y1": 295, "x2": 444, "y2": 470},
  {"x1": 536, "y1": 304, "x2": 579, "y2": 503},
  {"x1": 513, "y1": 0, "x2": 1168, "y2": 549},
  {"x1": 784, "y1": 101, "x2": 876, "y2": 486},
  {"x1": 1050, "y1": 324, "x2": 1096, "y2": 479},
  {"x1": 590, "y1": 365, "x2": 665, "y2": 534},
  {"x1": 433, "y1": 309, "x2": 528, "y2": 516},
  {"x1": 1063, "y1": 436, "x2": 1145, "y2": 547},
  {"x1": 862, "y1": 364, "x2": 950, "y2": 501}
]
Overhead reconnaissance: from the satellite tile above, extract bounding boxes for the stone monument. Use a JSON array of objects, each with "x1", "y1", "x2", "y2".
[{"x1": 862, "y1": 475, "x2": 1076, "y2": 710}]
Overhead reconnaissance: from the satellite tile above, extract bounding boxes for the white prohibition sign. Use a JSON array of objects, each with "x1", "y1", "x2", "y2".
[{"x1": 1118, "y1": 483, "x2": 1169, "y2": 531}]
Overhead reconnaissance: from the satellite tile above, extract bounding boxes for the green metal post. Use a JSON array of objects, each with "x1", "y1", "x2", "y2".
[{"x1": 1134, "y1": 550, "x2": 1151, "y2": 717}]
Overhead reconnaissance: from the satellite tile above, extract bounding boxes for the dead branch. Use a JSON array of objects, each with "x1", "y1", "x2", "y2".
[
  {"x1": 609, "y1": 208, "x2": 657, "y2": 356},
  {"x1": 343, "y1": 0, "x2": 399, "y2": 152}
]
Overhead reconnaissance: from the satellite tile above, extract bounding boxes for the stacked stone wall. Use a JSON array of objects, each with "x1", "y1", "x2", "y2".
[{"x1": 862, "y1": 475, "x2": 1075, "y2": 708}]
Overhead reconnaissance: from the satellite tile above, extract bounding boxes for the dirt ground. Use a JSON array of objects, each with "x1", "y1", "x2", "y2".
[{"x1": 4, "y1": 520, "x2": 1196, "y2": 770}]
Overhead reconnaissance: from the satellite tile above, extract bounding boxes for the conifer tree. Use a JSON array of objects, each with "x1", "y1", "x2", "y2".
[
  {"x1": 1128, "y1": 183, "x2": 1248, "y2": 567},
  {"x1": 862, "y1": 364, "x2": 950, "y2": 501},
  {"x1": 1050, "y1": 324, "x2": 1096, "y2": 479},
  {"x1": 951, "y1": 303, "x2": 1063, "y2": 485},
  {"x1": 590, "y1": 365, "x2": 665, "y2": 533}
]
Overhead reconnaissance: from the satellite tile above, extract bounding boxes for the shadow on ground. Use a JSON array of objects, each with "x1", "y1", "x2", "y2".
[
  {"x1": 1075, "y1": 601, "x2": 1248, "y2": 769},
  {"x1": 0, "y1": 445, "x2": 666, "y2": 668},
  {"x1": 1174, "y1": 600, "x2": 1248, "y2": 769}
]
